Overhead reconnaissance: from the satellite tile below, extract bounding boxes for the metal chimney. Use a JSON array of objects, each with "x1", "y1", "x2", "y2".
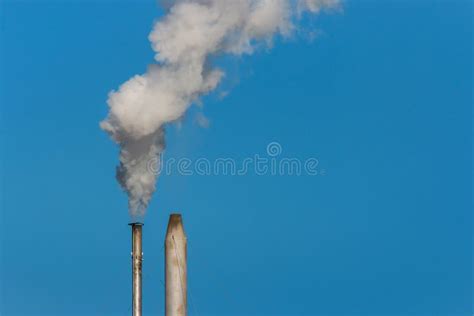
[
  {"x1": 165, "y1": 214, "x2": 187, "y2": 316},
  {"x1": 129, "y1": 222, "x2": 143, "y2": 316}
]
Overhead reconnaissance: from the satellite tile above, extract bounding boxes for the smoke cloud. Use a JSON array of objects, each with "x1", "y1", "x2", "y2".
[{"x1": 101, "y1": 0, "x2": 339, "y2": 219}]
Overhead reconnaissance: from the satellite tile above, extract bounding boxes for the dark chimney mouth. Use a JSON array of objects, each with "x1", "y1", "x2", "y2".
[{"x1": 128, "y1": 222, "x2": 144, "y2": 226}]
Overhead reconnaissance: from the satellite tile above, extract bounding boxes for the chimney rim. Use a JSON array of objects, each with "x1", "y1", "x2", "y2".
[{"x1": 128, "y1": 222, "x2": 144, "y2": 226}]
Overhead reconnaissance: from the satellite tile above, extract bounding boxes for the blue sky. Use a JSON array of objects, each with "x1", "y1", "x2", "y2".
[{"x1": 0, "y1": 0, "x2": 472, "y2": 315}]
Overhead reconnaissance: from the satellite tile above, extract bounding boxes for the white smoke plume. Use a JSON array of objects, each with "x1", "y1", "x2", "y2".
[{"x1": 101, "y1": 0, "x2": 340, "y2": 219}]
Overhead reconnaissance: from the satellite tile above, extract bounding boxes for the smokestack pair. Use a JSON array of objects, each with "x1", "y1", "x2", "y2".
[{"x1": 129, "y1": 214, "x2": 187, "y2": 316}]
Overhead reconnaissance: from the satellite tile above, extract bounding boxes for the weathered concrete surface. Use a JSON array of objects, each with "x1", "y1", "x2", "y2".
[{"x1": 165, "y1": 214, "x2": 187, "y2": 316}]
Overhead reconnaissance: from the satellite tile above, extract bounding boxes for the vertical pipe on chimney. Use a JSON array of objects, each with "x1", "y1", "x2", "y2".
[
  {"x1": 130, "y1": 222, "x2": 143, "y2": 316},
  {"x1": 165, "y1": 214, "x2": 187, "y2": 316}
]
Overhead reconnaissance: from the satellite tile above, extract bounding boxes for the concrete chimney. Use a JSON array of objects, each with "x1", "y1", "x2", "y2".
[
  {"x1": 130, "y1": 222, "x2": 143, "y2": 316},
  {"x1": 165, "y1": 214, "x2": 187, "y2": 316}
]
